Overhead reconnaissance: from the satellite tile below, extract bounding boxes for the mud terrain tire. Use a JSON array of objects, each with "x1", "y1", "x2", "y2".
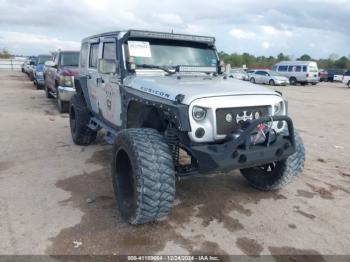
[
  {"x1": 240, "y1": 131, "x2": 305, "y2": 191},
  {"x1": 112, "y1": 128, "x2": 176, "y2": 224},
  {"x1": 69, "y1": 94, "x2": 96, "y2": 145}
]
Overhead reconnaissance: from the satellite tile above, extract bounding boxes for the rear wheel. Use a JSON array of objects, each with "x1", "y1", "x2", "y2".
[
  {"x1": 240, "y1": 131, "x2": 305, "y2": 191},
  {"x1": 269, "y1": 79, "x2": 275, "y2": 86},
  {"x1": 347, "y1": 81, "x2": 350, "y2": 88},
  {"x1": 112, "y1": 128, "x2": 176, "y2": 224},
  {"x1": 290, "y1": 77, "x2": 297, "y2": 85},
  {"x1": 69, "y1": 94, "x2": 96, "y2": 145}
]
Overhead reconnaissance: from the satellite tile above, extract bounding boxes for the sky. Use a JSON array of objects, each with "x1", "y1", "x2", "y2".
[{"x1": 0, "y1": 0, "x2": 349, "y2": 58}]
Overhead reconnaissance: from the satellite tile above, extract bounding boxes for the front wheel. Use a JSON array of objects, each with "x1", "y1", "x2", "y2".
[
  {"x1": 250, "y1": 78, "x2": 255, "y2": 84},
  {"x1": 240, "y1": 131, "x2": 305, "y2": 191},
  {"x1": 269, "y1": 79, "x2": 275, "y2": 86},
  {"x1": 112, "y1": 128, "x2": 176, "y2": 224},
  {"x1": 347, "y1": 81, "x2": 350, "y2": 88}
]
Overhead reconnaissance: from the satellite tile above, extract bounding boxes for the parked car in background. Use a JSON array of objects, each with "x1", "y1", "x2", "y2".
[
  {"x1": 326, "y1": 69, "x2": 345, "y2": 82},
  {"x1": 33, "y1": 54, "x2": 52, "y2": 88},
  {"x1": 249, "y1": 70, "x2": 289, "y2": 86},
  {"x1": 44, "y1": 50, "x2": 80, "y2": 113},
  {"x1": 342, "y1": 71, "x2": 350, "y2": 88},
  {"x1": 247, "y1": 69, "x2": 257, "y2": 79},
  {"x1": 272, "y1": 61, "x2": 319, "y2": 85},
  {"x1": 228, "y1": 69, "x2": 248, "y2": 80},
  {"x1": 21, "y1": 60, "x2": 27, "y2": 73},
  {"x1": 27, "y1": 57, "x2": 38, "y2": 81},
  {"x1": 318, "y1": 69, "x2": 329, "y2": 82},
  {"x1": 333, "y1": 73, "x2": 345, "y2": 82}
]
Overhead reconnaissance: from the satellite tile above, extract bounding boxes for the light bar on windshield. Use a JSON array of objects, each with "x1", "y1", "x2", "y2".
[
  {"x1": 178, "y1": 66, "x2": 217, "y2": 73},
  {"x1": 128, "y1": 30, "x2": 215, "y2": 44}
]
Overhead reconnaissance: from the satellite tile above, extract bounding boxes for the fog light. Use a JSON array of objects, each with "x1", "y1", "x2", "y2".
[{"x1": 195, "y1": 128, "x2": 205, "y2": 138}]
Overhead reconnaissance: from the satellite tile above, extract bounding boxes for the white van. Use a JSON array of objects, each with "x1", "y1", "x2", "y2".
[{"x1": 272, "y1": 61, "x2": 319, "y2": 85}]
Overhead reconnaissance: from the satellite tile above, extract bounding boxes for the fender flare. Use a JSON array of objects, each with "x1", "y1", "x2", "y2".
[
  {"x1": 120, "y1": 85, "x2": 191, "y2": 131},
  {"x1": 74, "y1": 76, "x2": 93, "y2": 111}
]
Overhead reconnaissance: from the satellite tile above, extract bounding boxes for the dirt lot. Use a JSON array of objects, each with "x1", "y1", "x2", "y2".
[{"x1": 0, "y1": 71, "x2": 350, "y2": 257}]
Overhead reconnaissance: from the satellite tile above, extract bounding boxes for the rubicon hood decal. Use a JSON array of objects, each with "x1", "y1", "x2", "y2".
[
  {"x1": 124, "y1": 75, "x2": 279, "y2": 105},
  {"x1": 139, "y1": 86, "x2": 172, "y2": 99}
]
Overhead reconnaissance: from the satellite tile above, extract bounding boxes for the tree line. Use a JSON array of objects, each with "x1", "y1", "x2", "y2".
[
  {"x1": 219, "y1": 51, "x2": 350, "y2": 70},
  {"x1": 0, "y1": 48, "x2": 12, "y2": 59}
]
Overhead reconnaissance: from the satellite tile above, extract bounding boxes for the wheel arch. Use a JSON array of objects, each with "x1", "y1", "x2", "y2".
[
  {"x1": 74, "y1": 76, "x2": 92, "y2": 111},
  {"x1": 120, "y1": 86, "x2": 191, "y2": 132},
  {"x1": 126, "y1": 101, "x2": 169, "y2": 132}
]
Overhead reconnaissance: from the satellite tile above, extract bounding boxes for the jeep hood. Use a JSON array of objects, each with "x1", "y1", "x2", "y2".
[{"x1": 125, "y1": 75, "x2": 280, "y2": 105}]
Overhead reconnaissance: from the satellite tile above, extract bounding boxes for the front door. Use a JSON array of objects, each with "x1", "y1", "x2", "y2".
[{"x1": 98, "y1": 41, "x2": 122, "y2": 127}]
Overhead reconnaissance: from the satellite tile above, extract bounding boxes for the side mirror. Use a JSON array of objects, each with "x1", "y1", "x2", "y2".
[
  {"x1": 45, "y1": 61, "x2": 55, "y2": 68},
  {"x1": 98, "y1": 59, "x2": 118, "y2": 74}
]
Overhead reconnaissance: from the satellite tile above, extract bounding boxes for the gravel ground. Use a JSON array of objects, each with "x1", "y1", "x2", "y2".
[{"x1": 0, "y1": 71, "x2": 349, "y2": 258}]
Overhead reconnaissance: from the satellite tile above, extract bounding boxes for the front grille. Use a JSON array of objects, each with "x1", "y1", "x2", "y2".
[{"x1": 216, "y1": 106, "x2": 270, "y2": 135}]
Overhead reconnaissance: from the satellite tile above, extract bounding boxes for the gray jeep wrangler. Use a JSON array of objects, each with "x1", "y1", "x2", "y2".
[{"x1": 70, "y1": 30, "x2": 305, "y2": 224}]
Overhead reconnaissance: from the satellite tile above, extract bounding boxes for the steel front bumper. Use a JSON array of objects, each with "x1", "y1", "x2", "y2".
[
  {"x1": 188, "y1": 116, "x2": 296, "y2": 173},
  {"x1": 58, "y1": 86, "x2": 76, "y2": 102}
]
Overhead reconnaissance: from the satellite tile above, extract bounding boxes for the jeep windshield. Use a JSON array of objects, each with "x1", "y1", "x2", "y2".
[
  {"x1": 125, "y1": 39, "x2": 218, "y2": 73},
  {"x1": 60, "y1": 52, "x2": 79, "y2": 67}
]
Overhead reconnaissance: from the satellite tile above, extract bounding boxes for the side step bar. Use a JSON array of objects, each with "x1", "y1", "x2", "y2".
[{"x1": 88, "y1": 117, "x2": 119, "y2": 145}]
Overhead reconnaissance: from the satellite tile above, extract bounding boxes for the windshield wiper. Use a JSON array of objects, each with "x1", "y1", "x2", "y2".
[{"x1": 137, "y1": 64, "x2": 176, "y2": 75}]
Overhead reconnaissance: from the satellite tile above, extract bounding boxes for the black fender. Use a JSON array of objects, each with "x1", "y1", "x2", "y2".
[
  {"x1": 120, "y1": 85, "x2": 191, "y2": 132},
  {"x1": 74, "y1": 76, "x2": 93, "y2": 111}
]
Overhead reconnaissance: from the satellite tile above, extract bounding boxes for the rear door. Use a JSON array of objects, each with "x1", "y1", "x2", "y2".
[
  {"x1": 254, "y1": 71, "x2": 264, "y2": 83},
  {"x1": 86, "y1": 40, "x2": 101, "y2": 115},
  {"x1": 307, "y1": 62, "x2": 319, "y2": 82},
  {"x1": 261, "y1": 71, "x2": 269, "y2": 84}
]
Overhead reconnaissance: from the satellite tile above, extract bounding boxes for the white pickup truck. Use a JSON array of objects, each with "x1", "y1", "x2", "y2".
[{"x1": 342, "y1": 71, "x2": 350, "y2": 88}]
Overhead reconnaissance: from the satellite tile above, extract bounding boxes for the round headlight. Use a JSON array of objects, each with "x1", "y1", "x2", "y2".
[
  {"x1": 274, "y1": 101, "x2": 284, "y2": 115},
  {"x1": 192, "y1": 106, "x2": 207, "y2": 121}
]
